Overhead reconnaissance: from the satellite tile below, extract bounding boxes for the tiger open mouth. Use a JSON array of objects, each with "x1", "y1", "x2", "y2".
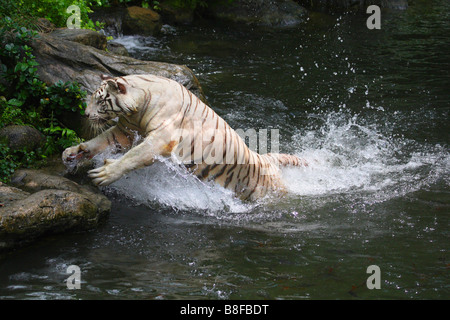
[
  {"x1": 89, "y1": 116, "x2": 111, "y2": 133},
  {"x1": 89, "y1": 115, "x2": 109, "y2": 124}
]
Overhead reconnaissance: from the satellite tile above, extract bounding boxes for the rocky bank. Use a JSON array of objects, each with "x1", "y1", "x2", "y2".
[{"x1": 0, "y1": 164, "x2": 110, "y2": 252}]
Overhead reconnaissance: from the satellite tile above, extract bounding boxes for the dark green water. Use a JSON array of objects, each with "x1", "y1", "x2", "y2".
[{"x1": 0, "y1": 0, "x2": 449, "y2": 299}]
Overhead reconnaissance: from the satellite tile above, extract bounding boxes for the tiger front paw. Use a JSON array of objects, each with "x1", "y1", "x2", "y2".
[
  {"x1": 62, "y1": 143, "x2": 90, "y2": 163},
  {"x1": 88, "y1": 159, "x2": 122, "y2": 186}
]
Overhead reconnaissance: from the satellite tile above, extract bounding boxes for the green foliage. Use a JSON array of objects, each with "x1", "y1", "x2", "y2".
[
  {"x1": 43, "y1": 119, "x2": 84, "y2": 152},
  {"x1": 0, "y1": 143, "x2": 44, "y2": 183},
  {"x1": 0, "y1": 0, "x2": 102, "y2": 30},
  {"x1": 162, "y1": 0, "x2": 235, "y2": 10},
  {"x1": 93, "y1": 0, "x2": 215, "y2": 10},
  {"x1": 0, "y1": 0, "x2": 236, "y2": 30},
  {"x1": 0, "y1": 18, "x2": 86, "y2": 182},
  {"x1": 0, "y1": 144, "x2": 18, "y2": 183},
  {"x1": 164, "y1": 0, "x2": 208, "y2": 9},
  {"x1": 42, "y1": 80, "x2": 87, "y2": 116}
]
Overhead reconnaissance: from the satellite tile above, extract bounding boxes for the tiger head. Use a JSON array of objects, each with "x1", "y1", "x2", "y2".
[{"x1": 85, "y1": 75, "x2": 137, "y2": 130}]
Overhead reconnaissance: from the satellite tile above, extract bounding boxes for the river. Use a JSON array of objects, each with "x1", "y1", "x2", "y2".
[{"x1": 0, "y1": 0, "x2": 448, "y2": 299}]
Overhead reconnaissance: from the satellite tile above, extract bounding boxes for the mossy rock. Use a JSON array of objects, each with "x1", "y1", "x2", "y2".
[
  {"x1": 50, "y1": 28, "x2": 108, "y2": 50},
  {"x1": 123, "y1": 6, "x2": 162, "y2": 36},
  {"x1": 0, "y1": 125, "x2": 45, "y2": 152},
  {"x1": 0, "y1": 169, "x2": 111, "y2": 251}
]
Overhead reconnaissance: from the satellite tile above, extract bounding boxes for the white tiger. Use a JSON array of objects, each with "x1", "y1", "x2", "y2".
[{"x1": 62, "y1": 75, "x2": 307, "y2": 200}]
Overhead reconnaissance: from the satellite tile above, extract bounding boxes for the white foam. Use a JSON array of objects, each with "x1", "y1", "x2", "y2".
[
  {"x1": 111, "y1": 35, "x2": 168, "y2": 57},
  {"x1": 94, "y1": 152, "x2": 253, "y2": 214},
  {"x1": 89, "y1": 111, "x2": 448, "y2": 216},
  {"x1": 283, "y1": 112, "x2": 449, "y2": 200}
]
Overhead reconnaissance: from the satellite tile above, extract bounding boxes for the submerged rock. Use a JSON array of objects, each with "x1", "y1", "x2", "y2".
[
  {"x1": 158, "y1": 2, "x2": 195, "y2": 25},
  {"x1": 207, "y1": 0, "x2": 308, "y2": 27},
  {"x1": 297, "y1": 0, "x2": 408, "y2": 11},
  {"x1": 382, "y1": 0, "x2": 408, "y2": 10},
  {"x1": 107, "y1": 41, "x2": 130, "y2": 57},
  {"x1": 0, "y1": 168, "x2": 110, "y2": 251}
]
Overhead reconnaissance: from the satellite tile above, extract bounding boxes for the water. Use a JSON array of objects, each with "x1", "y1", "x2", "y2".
[{"x1": 1, "y1": 0, "x2": 449, "y2": 299}]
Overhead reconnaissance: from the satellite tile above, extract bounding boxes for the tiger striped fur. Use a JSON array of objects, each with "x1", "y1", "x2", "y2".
[{"x1": 62, "y1": 74, "x2": 307, "y2": 201}]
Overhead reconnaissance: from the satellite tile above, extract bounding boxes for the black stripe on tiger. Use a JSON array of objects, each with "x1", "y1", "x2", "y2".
[
  {"x1": 224, "y1": 172, "x2": 234, "y2": 189},
  {"x1": 211, "y1": 165, "x2": 227, "y2": 181},
  {"x1": 201, "y1": 165, "x2": 212, "y2": 179}
]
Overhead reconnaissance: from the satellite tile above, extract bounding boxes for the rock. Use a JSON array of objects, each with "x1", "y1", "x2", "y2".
[
  {"x1": 0, "y1": 189, "x2": 105, "y2": 251},
  {"x1": 123, "y1": 6, "x2": 162, "y2": 36},
  {"x1": 0, "y1": 183, "x2": 30, "y2": 207},
  {"x1": 90, "y1": 5, "x2": 189, "y2": 34},
  {"x1": 381, "y1": 0, "x2": 408, "y2": 10},
  {"x1": 49, "y1": 28, "x2": 108, "y2": 50},
  {"x1": 297, "y1": 0, "x2": 408, "y2": 11},
  {"x1": 207, "y1": 0, "x2": 308, "y2": 27},
  {"x1": 0, "y1": 125, "x2": 45, "y2": 151},
  {"x1": 89, "y1": 7, "x2": 125, "y2": 38},
  {"x1": 159, "y1": 2, "x2": 195, "y2": 25},
  {"x1": 107, "y1": 41, "x2": 130, "y2": 57},
  {"x1": 10, "y1": 169, "x2": 110, "y2": 215},
  {"x1": 31, "y1": 32, "x2": 205, "y2": 101},
  {"x1": 0, "y1": 168, "x2": 111, "y2": 251}
]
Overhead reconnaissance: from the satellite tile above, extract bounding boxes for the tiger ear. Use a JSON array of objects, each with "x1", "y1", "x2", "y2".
[
  {"x1": 105, "y1": 79, "x2": 127, "y2": 95},
  {"x1": 117, "y1": 81, "x2": 127, "y2": 95}
]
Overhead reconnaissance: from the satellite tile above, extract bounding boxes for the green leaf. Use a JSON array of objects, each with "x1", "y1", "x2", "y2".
[{"x1": 8, "y1": 99, "x2": 24, "y2": 107}]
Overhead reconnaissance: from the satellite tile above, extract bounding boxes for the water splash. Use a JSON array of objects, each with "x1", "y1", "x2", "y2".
[
  {"x1": 94, "y1": 152, "x2": 254, "y2": 214},
  {"x1": 111, "y1": 35, "x2": 170, "y2": 58},
  {"x1": 284, "y1": 111, "x2": 449, "y2": 202},
  {"x1": 89, "y1": 110, "x2": 448, "y2": 217}
]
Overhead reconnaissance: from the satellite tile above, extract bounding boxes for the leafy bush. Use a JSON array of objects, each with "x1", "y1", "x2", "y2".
[
  {"x1": 0, "y1": 143, "x2": 44, "y2": 183},
  {"x1": 93, "y1": 0, "x2": 215, "y2": 10},
  {"x1": 0, "y1": 0, "x2": 101, "y2": 29},
  {"x1": 0, "y1": 17, "x2": 86, "y2": 182}
]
